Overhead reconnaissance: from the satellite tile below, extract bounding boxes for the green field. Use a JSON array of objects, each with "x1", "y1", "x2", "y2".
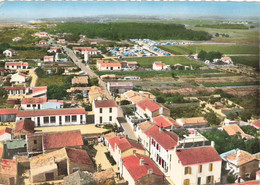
[
  {"x1": 37, "y1": 75, "x2": 71, "y2": 86},
  {"x1": 160, "y1": 45, "x2": 259, "y2": 55},
  {"x1": 96, "y1": 69, "x2": 219, "y2": 78},
  {"x1": 122, "y1": 56, "x2": 206, "y2": 69},
  {"x1": 231, "y1": 56, "x2": 259, "y2": 69},
  {"x1": 195, "y1": 24, "x2": 248, "y2": 29},
  {"x1": 203, "y1": 81, "x2": 259, "y2": 87}
]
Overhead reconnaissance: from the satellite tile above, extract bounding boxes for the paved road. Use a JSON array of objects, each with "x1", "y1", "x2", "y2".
[
  {"x1": 121, "y1": 122, "x2": 137, "y2": 141},
  {"x1": 63, "y1": 46, "x2": 113, "y2": 100}
]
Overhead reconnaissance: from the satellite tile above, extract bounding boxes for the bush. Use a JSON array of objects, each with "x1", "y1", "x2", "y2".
[
  {"x1": 156, "y1": 96, "x2": 166, "y2": 103},
  {"x1": 83, "y1": 103, "x2": 92, "y2": 111},
  {"x1": 120, "y1": 100, "x2": 131, "y2": 105},
  {"x1": 105, "y1": 152, "x2": 116, "y2": 165},
  {"x1": 227, "y1": 175, "x2": 235, "y2": 183},
  {"x1": 89, "y1": 77, "x2": 99, "y2": 86}
]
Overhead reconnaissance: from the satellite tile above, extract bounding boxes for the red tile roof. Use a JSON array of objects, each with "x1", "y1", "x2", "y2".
[
  {"x1": 176, "y1": 147, "x2": 221, "y2": 166},
  {"x1": 154, "y1": 62, "x2": 166, "y2": 67},
  {"x1": 15, "y1": 119, "x2": 35, "y2": 134},
  {"x1": 22, "y1": 97, "x2": 47, "y2": 105},
  {"x1": 0, "y1": 159, "x2": 17, "y2": 176},
  {"x1": 32, "y1": 86, "x2": 47, "y2": 95},
  {"x1": 4, "y1": 86, "x2": 27, "y2": 90},
  {"x1": 137, "y1": 99, "x2": 164, "y2": 113},
  {"x1": 17, "y1": 108, "x2": 85, "y2": 117},
  {"x1": 44, "y1": 56, "x2": 54, "y2": 59},
  {"x1": 66, "y1": 148, "x2": 93, "y2": 166},
  {"x1": 95, "y1": 100, "x2": 117, "y2": 108},
  {"x1": 234, "y1": 180, "x2": 260, "y2": 185},
  {"x1": 0, "y1": 108, "x2": 19, "y2": 115},
  {"x1": 0, "y1": 127, "x2": 12, "y2": 136},
  {"x1": 108, "y1": 136, "x2": 121, "y2": 150},
  {"x1": 43, "y1": 131, "x2": 83, "y2": 150},
  {"x1": 6, "y1": 62, "x2": 28, "y2": 66},
  {"x1": 252, "y1": 120, "x2": 260, "y2": 129},
  {"x1": 153, "y1": 115, "x2": 180, "y2": 128},
  {"x1": 122, "y1": 154, "x2": 164, "y2": 181},
  {"x1": 145, "y1": 125, "x2": 178, "y2": 150},
  {"x1": 115, "y1": 137, "x2": 144, "y2": 152}
]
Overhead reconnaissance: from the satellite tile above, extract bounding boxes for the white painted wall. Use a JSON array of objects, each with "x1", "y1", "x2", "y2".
[
  {"x1": 0, "y1": 133, "x2": 12, "y2": 141},
  {"x1": 94, "y1": 106, "x2": 118, "y2": 124},
  {"x1": 10, "y1": 73, "x2": 26, "y2": 84}
]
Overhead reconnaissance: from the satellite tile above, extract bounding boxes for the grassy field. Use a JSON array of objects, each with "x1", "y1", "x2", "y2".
[
  {"x1": 203, "y1": 81, "x2": 259, "y2": 87},
  {"x1": 195, "y1": 24, "x2": 248, "y2": 29},
  {"x1": 37, "y1": 75, "x2": 69, "y2": 86},
  {"x1": 96, "y1": 69, "x2": 219, "y2": 78},
  {"x1": 160, "y1": 45, "x2": 259, "y2": 55},
  {"x1": 231, "y1": 56, "x2": 259, "y2": 69},
  {"x1": 122, "y1": 56, "x2": 206, "y2": 68}
]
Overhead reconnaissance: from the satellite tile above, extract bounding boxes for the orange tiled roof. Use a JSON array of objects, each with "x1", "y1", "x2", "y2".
[{"x1": 225, "y1": 150, "x2": 256, "y2": 166}]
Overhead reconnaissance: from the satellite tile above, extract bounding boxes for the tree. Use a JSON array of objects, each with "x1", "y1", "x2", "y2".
[
  {"x1": 156, "y1": 96, "x2": 166, "y2": 103},
  {"x1": 47, "y1": 85, "x2": 67, "y2": 99},
  {"x1": 198, "y1": 50, "x2": 207, "y2": 61},
  {"x1": 215, "y1": 33, "x2": 219, "y2": 37},
  {"x1": 0, "y1": 87, "x2": 8, "y2": 105},
  {"x1": 240, "y1": 110, "x2": 252, "y2": 122},
  {"x1": 204, "y1": 111, "x2": 221, "y2": 125},
  {"x1": 89, "y1": 78, "x2": 99, "y2": 86},
  {"x1": 120, "y1": 100, "x2": 131, "y2": 105},
  {"x1": 227, "y1": 113, "x2": 238, "y2": 120},
  {"x1": 240, "y1": 125, "x2": 259, "y2": 137},
  {"x1": 56, "y1": 67, "x2": 64, "y2": 75}
]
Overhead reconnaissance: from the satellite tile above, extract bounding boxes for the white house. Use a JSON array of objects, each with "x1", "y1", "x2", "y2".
[
  {"x1": 93, "y1": 100, "x2": 118, "y2": 124},
  {"x1": 73, "y1": 47, "x2": 98, "y2": 55},
  {"x1": 136, "y1": 121, "x2": 154, "y2": 151},
  {"x1": 10, "y1": 73, "x2": 28, "y2": 84},
  {"x1": 21, "y1": 97, "x2": 47, "y2": 110},
  {"x1": 12, "y1": 37, "x2": 22, "y2": 42},
  {"x1": 4, "y1": 86, "x2": 28, "y2": 96},
  {"x1": 47, "y1": 47, "x2": 62, "y2": 53},
  {"x1": 97, "y1": 60, "x2": 122, "y2": 71},
  {"x1": 152, "y1": 62, "x2": 170, "y2": 71},
  {"x1": 39, "y1": 40, "x2": 48, "y2": 45},
  {"x1": 171, "y1": 146, "x2": 222, "y2": 185},
  {"x1": 144, "y1": 125, "x2": 179, "y2": 175},
  {"x1": 16, "y1": 108, "x2": 86, "y2": 127},
  {"x1": 136, "y1": 99, "x2": 170, "y2": 119},
  {"x1": 34, "y1": 32, "x2": 49, "y2": 38},
  {"x1": 57, "y1": 39, "x2": 66, "y2": 44},
  {"x1": 5, "y1": 62, "x2": 28, "y2": 70},
  {"x1": 3, "y1": 49, "x2": 17, "y2": 57},
  {"x1": 0, "y1": 127, "x2": 12, "y2": 141},
  {"x1": 44, "y1": 56, "x2": 54, "y2": 62}
]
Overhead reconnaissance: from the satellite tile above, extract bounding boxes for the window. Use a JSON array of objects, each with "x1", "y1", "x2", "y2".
[
  {"x1": 27, "y1": 104, "x2": 30, "y2": 107},
  {"x1": 206, "y1": 176, "x2": 214, "y2": 184},
  {"x1": 109, "y1": 108, "x2": 112, "y2": 113},
  {"x1": 185, "y1": 167, "x2": 192, "y2": 175},
  {"x1": 50, "y1": 116, "x2": 56, "y2": 123},
  {"x1": 44, "y1": 117, "x2": 49, "y2": 124},
  {"x1": 184, "y1": 179, "x2": 190, "y2": 185},
  {"x1": 199, "y1": 165, "x2": 202, "y2": 173},
  {"x1": 156, "y1": 144, "x2": 159, "y2": 150},
  {"x1": 198, "y1": 177, "x2": 201, "y2": 185},
  {"x1": 65, "y1": 116, "x2": 70, "y2": 122},
  {"x1": 34, "y1": 140, "x2": 37, "y2": 144},
  {"x1": 209, "y1": 163, "x2": 213, "y2": 171},
  {"x1": 109, "y1": 116, "x2": 112, "y2": 121},
  {"x1": 100, "y1": 108, "x2": 102, "y2": 113},
  {"x1": 100, "y1": 117, "x2": 102, "y2": 124},
  {"x1": 72, "y1": 115, "x2": 77, "y2": 122},
  {"x1": 33, "y1": 104, "x2": 36, "y2": 107}
]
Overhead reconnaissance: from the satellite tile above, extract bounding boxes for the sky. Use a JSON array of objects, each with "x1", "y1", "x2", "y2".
[{"x1": 0, "y1": 1, "x2": 259, "y2": 21}]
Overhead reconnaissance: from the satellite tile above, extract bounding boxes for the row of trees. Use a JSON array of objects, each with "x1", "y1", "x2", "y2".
[{"x1": 49, "y1": 23, "x2": 212, "y2": 41}]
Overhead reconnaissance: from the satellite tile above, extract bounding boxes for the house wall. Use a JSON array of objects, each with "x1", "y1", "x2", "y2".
[
  {"x1": 14, "y1": 130, "x2": 33, "y2": 139},
  {"x1": 136, "y1": 174, "x2": 166, "y2": 185},
  {"x1": 170, "y1": 151, "x2": 222, "y2": 185},
  {"x1": 5, "y1": 65, "x2": 27, "y2": 70},
  {"x1": 7, "y1": 89, "x2": 27, "y2": 95},
  {"x1": 27, "y1": 136, "x2": 43, "y2": 154},
  {"x1": 31, "y1": 168, "x2": 58, "y2": 183},
  {"x1": 0, "y1": 133, "x2": 12, "y2": 141},
  {"x1": 239, "y1": 160, "x2": 259, "y2": 180},
  {"x1": 136, "y1": 127, "x2": 150, "y2": 152},
  {"x1": 94, "y1": 106, "x2": 118, "y2": 124},
  {"x1": 21, "y1": 103, "x2": 43, "y2": 110},
  {"x1": 99, "y1": 66, "x2": 122, "y2": 71},
  {"x1": 16, "y1": 114, "x2": 86, "y2": 127},
  {"x1": 69, "y1": 162, "x2": 95, "y2": 174},
  {"x1": 122, "y1": 165, "x2": 136, "y2": 185},
  {"x1": 0, "y1": 174, "x2": 18, "y2": 185}
]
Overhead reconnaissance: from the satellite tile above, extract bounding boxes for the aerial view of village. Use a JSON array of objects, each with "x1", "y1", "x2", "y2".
[{"x1": 0, "y1": 1, "x2": 259, "y2": 185}]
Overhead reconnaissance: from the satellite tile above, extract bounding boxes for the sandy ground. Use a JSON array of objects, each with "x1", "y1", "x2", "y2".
[
  {"x1": 34, "y1": 124, "x2": 109, "y2": 135},
  {"x1": 94, "y1": 143, "x2": 113, "y2": 170}
]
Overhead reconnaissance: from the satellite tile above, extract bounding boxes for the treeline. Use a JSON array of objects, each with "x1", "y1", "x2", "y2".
[
  {"x1": 48, "y1": 23, "x2": 212, "y2": 41},
  {"x1": 195, "y1": 24, "x2": 248, "y2": 29},
  {"x1": 198, "y1": 50, "x2": 222, "y2": 61}
]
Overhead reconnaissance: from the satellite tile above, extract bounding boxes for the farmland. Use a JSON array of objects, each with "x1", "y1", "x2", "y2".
[
  {"x1": 231, "y1": 56, "x2": 259, "y2": 69},
  {"x1": 122, "y1": 56, "x2": 206, "y2": 68},
  {"x1": 37, "y1": 75, "x2": 73, "y2": 86},
  {"x1": 160, "y1": 45, "x2": 259, "y2": 55},
  {"x1": 96, "y1": 69, "x2": 220, "y2": 78},
  {"x1": 202, "y1": 81, "x2": 259, "y2": 87}
]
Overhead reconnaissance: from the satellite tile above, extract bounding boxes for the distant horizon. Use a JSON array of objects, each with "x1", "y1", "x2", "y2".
[{"x1": 0, "y1": 1, "x2": 260, "y2": 22}]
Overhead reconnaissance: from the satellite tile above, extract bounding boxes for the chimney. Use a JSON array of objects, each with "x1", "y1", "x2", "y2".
[
  {"x1": 211, "y1": 141, "x2": 215, "y2": 148},
  {"x1": 159, "y1": 123, "x2": 163, "y2": 131},
  {"x1": 148, "y1": 169, "x2": 153, "y2": 175},
  {"x1": 140, "y1": 158, "x2": 145, "y2": 165}
]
